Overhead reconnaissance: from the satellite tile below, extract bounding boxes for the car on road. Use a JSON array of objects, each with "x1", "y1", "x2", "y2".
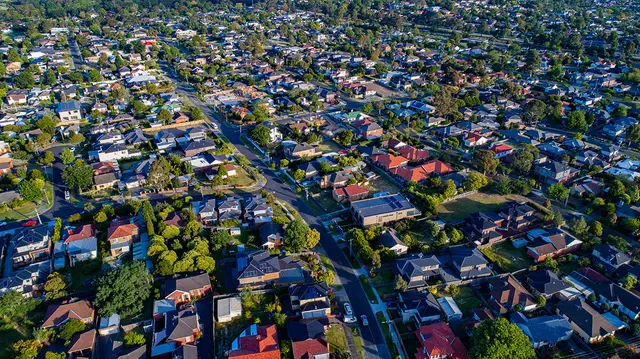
[
  {"x1": 22, "y1": 219, "x2": 38, "y2": 227},
  {"x1": 360, "y1": 315, "x2": 369, "y2": 326},
  {"x1": 70, "y1": 146, "x2": 76, "y2": 152},
  {"x1": 65, "y1": 190, "x2": 70, "y2": 200},
  {"x1": 343, "y1": 303, "x2": 356, "y2": 323}
]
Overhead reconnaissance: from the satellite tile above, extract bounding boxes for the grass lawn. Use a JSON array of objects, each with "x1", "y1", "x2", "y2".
[
  {"x1": 234, "y1": 229, "x2": 260, "y2": 250},
  {"x1": 376, "y1": 284, "x2": 395, "y2": 297},
  {"x1": 314, "y1": 192, "x2": 344, "y2": 213},
  {"x1": 436, "y1": 286, "x2": 484, "y2": 317},
  {"x1": 326, "y1": 325, "x2": 349, "y2": 353},
  {"x1": 375, "y1": 311, "x2": 398, "y2": 356},
  {"x1": 319, "y1": 254, "x2": 337, "y2": 284},
  {"x1": 480, "y1": 241, "x2": 533, "y2": 272},
  {"x1": 226, "y1": 167, "x2": 256, "y2": 187},
  {"x1": 402, "y1": 333, "x2": 421, "y2": 359},
  {"x1": 359, "y1": 275, "x2": 379, "y2": 304},
  {"x1": 437, "y1": 193, "x2": 528, "y2": 223},
  {"x1": 342, "y1": 248, "x2": 362, "y2": 269},
  {"x1": 558, "y1": 260, "x2": 580, "y2": 275},
  {"x1": 370, "y1": 268, "x2": 395, "y2": 285},
  {"x1": 350, "y1": 327, "x2": 365, "y2": 359},
  {"x1": 368, "y1": 171, "x2": 402, "y2": 194},
  {"x1": 315, "y1": 139, "x2": 343, "y2": 153},
  {"x1": 0, "y1": 183, "x2": 54, "y2": 221}
]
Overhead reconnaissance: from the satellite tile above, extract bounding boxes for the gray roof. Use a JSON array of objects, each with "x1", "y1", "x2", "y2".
[
  {"x1": 258, "y1": 222, "x2": 284, "y2": 245},
  {"x1": 94, "y1": 172, "x2": 118, "y2": 186},
  {"x1": 165, "y1": 273, "x2": 211, "y2": 295},
  {"x1": 593, "y1": 244, "x2": 631, "y2": 267},
  {"x1": 58, "y1": 100, "x2": 80, "y2": 112},
  {"x1": 351, "y1": 194, "x2": 418, "y2": 217},
  {"x1": 526, "y1": 269, "x2": 571, "y2": 295},
  {"x1": 217, "y1": 296, "x2": 242, "y2": 319},
  {"x1": 379, "y1": 228, "x2": 407, "y2": 249},
  {"x1": 166, "y1": 306, "x2": 199, "y2": 341},
  {"x1": 399, "y1": 290, "x2": 441, "y2": 320},
  {"x1": 172, "y1": 344, "x2": 198, "y2": 359},
  {"x1": 556, "y1": 299, "x2": 617, "y2": 337},
  {"x1": 511, "y1": 312, "x2": 572, "y2": 346}
]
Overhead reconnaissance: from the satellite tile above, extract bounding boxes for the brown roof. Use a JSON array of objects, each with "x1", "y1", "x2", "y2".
[
  {"x1": 64, "y1": 224, "x2": 96, "y2": 244},
  {"x1": 489, "y1": 276, "x2": 535, "y2": 309},
  {"x1": 68, "y1": 329, "x2": 96, "y2": 353},
  {"x1": 42, "y1": 300, "x2": 95, "y2": 328}
]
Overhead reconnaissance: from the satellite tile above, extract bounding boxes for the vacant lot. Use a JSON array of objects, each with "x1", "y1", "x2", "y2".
[
  {"x1": 437, "y1": 193, "x2": 529, "y2": 223},
  {"x1": 481, "y1": 241, "x2": 533, "y2": 272},
  {"x1": 368, "y1": 171, "x2": 402, "y2": 194},
  {"x1": 326, "y1": 325, "x2": 349, "y2": 353}
]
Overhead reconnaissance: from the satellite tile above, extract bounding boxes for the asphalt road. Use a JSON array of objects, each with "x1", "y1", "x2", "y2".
[{"x1": 160, "y1": 63, "x2": 391, "y2": 359}]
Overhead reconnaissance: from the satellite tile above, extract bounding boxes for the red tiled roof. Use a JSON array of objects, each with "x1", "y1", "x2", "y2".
[
  {"x1": 371, "y1": 154, "x2": 409, "y2": 169},
  {"x1": 390, "y1": 166, "x2": 430, "y2": 182},
  {"x1": 229, "y1": 325, "x2": 280, "y2": 359},
  {"x1": 68, "y1": 329, "x2": 96, "y2": 353},
  {"x1": 490, "y1": 143, "x2": 513, "y2": 153},
  {"x1": 398, "y1": 146, "x2": 430, "y2": 161},
  {"x1": 420, "y1": 160, "x2": 453, "y2": 175},
  {"x1": 64, "y1": 224, "x2": 96, "y2": 244},
  {"x1": 107, "y1": 222, "x2": 138, "y2": 241},
  {"x1": 292, "y1": 338, "x2": 329, "y2": 359},
  {"x1": 415, "y1": 322, "x2": 468, "y2": 359},
  {"x1": 343, "y1": 184, "x2": 369, "y2": 197}
]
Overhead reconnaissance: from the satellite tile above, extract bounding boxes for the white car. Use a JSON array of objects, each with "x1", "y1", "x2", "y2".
[
  {"x1": 361, "y1": 315, "x2": 369, "y2": 326},
  {"x1": 343, "y1": 303, "x2": 356, "y2": 323},
  {"x1": 64, "y1": 190, "x2": 70, "y2": 200}
]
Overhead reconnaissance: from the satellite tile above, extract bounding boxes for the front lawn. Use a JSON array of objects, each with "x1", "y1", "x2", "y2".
[
  {"x1": 226, "y1": 167, "x2": 256, "y2": 188},
  {"x1": 375, "y1": 311, "x2": 398, "y2": 356},
  {"x1": 342, "y1": 248, "x2": 362, "y2": 269},
  {"x1": 435, "y1": 286, "x2": 483, "y2": 317},
  {"x1": 350, "y1": 327, "x2": 365, "y2": 359},
  {"x1": 359, "y1": 275, "x2": 379, "y2": 304},
  {"x1": 368, "y1": 171, "x2": 402, "y2": 194},
  {"x1": 376, "y1": 284, "x2": 395, "y2": 297},
  {"x1": 370, "y1": 268, "x2": 395, "y2": 285},
  {"x1": 437, "y1": 193, "x2": 528, "y2": 223},
  {"x1": 480, "y1": 241, "x2": 533, "y2": 272},
  {"x1": 314, "y1": 192, "x2": 344, "y2": 213},
  {"x1": 326, "y1": 325, "x2": 348, "y2": 353}
]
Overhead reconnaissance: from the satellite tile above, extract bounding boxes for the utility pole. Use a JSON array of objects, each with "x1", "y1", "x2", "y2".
[{"x1": 35, "y1": 208, "x2": 42, "y2": 224}]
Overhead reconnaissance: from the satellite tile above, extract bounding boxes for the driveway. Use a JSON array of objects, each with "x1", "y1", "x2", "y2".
[{"x1": 196, "y1": 297, "x2": 214, "y2": 359}]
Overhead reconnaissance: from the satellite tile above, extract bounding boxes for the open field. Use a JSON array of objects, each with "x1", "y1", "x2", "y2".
[{"x1": 437, "y1": 193, "x2": 529, "y2": 223}]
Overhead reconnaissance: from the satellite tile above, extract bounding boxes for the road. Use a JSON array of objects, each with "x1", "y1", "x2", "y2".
[
  {"x1": 160, "y1": 62, "x2": 391, "y2": 359},
  {"x1": 67, "y1": 37, "x2": 84, "y2": 70}
]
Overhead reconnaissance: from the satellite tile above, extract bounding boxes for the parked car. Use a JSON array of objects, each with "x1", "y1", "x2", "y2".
[
  {"x1": 361, "y1": 315, "x2": 369, "y2": 326},
  {"x1": 22, "y1": 219, "x2": 38, "y2": 227},
  {"x1": 343, "y1": 303, "x2": 356, "y2": 323},
  {"x1": 65, "y1": 190, "x2": 70, "y2": 200}
]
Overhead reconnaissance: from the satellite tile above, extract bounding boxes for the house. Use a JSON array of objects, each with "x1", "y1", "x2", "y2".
[
  {"x1": 465, "y1": 307, "x2": 495, "y2": 336},
  {"x1": 218, "y1": 196, "x2": 242, "y2": 222},
  {"x1": 107, "y1": 221, "x2": 139, "y2": 257},
  {"x1": 228, "y1": 324, "x2": 280, "y2": 359},
  {"x1": 285, "y1": 143, "x2": 317, "y2": 159},
  {"x1": 555, "y1": 298, "x2": 617, "y2": 343},
  {"x1": 567, "y1": 267, "x2": 640, "y2": 320},
  {"x1": 395, "y1": 254, "x2": 441, "y2": 289},
  {"x1": 526, "y1": 228, "x2": 582, "y2": 263},
  {"x1": 63, "y1": 224, "x2": 98, "y2": 266},
  {"x1": 350, "y1": 194, "x2": 421, "y2": 227},
  {"x1": 42, "y1": 299, "x2": 95, "y2": 328},
  {"x1": 287, "y1": 317, "x2": 330, "y2": 342},
  {"x1": 398, "y1": 290, "x2": 442, "y2": 324},
  {"x1": 12, "y1": 225, "x2": 51, "y2": 268},
  {"x1": 378, "y1": 228, "x2": 409, "y2": 256},
  {"x1": 292, "y1": 338, "x2": 329, "y2": 359},
  {"x1": 487, "y1": 276, "x2": 537, "y2": 314},
  {"x1": 217, "y1": 296, "x2": 242, "y2": 323},
  {"x1": 264, "y1": 123, "x2": 283, "y2": 143},
  {"x1": 592, "y1": 244, "x2": 631, "y2": 270},
  {"x1": 464, "y1": 133, "x2": 489, "y2": 147},
  {"x1": 94, "y1": 172, "x2": 119, "y2": 190},
  {"x1": 356, "y1": 121, "x2": 383, "y2": 139},
  {"x1": 289, "y1": 282, "x2": 331, "y2": 319},
  {"x1": 415, "y1": 322, "x2": 469, "y2": 359},
  {"x1": 448, "y1": 246, "x2": 493, "y2": 282},
  {"x1": 152, "y1": 302, "x2": 201, "y2": 354},
  {"x1": 500, "y1": 202, "x2": 537, "y2": 230},
  {"x1": 58, "y1": 100, "x2": 82, "y2": 122},
  {"x1": 525, "y1": 269, "x2": 572, "y2": 298},
  {"x1": 182, "y1": 139, "x2": 217, "y2": 157},
  {"x1": 370, "y1": 153, "x2": 409, "y2": 170},
  {"x1": 235, "y1": 251, "x2": 304, "y2": 289},
  {"x1": 165, "y1": 273, "x2": 212, "y2": 305},
  {"x1": 198, "y1": 198, "x2": 218, "y2": 224},
  {"x1": 332, "y1": 185, "x2": 369, "y2": 203},
  {"x1": 68, "y1": 329, "x2": 96, "y2": 358},
  {"x1": 534, "y1": 161, "x2": 579, "y2": 184},
  {"x1": 511, "y1": 312, "x2": 573, "y2": 348},
  {"x1": 437, "y1": 296, "x2": 463, "y2": 321},
  {"x1": 0, "y1": 260, "x2": 50, "y2": 298},
  {"x1": 490, "y1": 143, "x2": 514, "y2": 159},
  {"x1": 244, "y1": 196, "x2": 272, "y2": 222},
  {"x1": 97, "y1": 144, "x2": 136, "y2": 163},
  {"x1": 259, "y1": 222, "x2": 285, "y2": 249}
]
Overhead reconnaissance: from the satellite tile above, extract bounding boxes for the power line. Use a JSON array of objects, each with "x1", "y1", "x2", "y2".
[{"x1": 555, "y1": 334, "x2": 640, "y2": 359}]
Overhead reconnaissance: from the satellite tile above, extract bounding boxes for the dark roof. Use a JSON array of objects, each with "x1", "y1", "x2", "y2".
[
  {"x1": 58, "y1": 100, "x2": 81, "y2": 112},
  {"x1": 593, "y1": 244, "x2": 631, "y2": 267},
  {"x1": 351, "y1": 194, "x2": 418, "y2": 217},
  {"x1": 511, "y1": 312, "x2": 572, "y2": 346},
  {"x1": 287, "y1": 317, "x2": 330, "y2": 341},
  {"x1": 259, "y1": 222, "x2": 285, "y2": 245},
  {"x1": 399, "y1": 290, "x2": 441, "y2": 320},
  {"x1": 94, "y1": 172, "x2": 118, "y2": 185},
  {"x1": 117, "y1": 346, "x2": 147, "y2": 359},
  {"x1": 526, "y1": 269, "x2": 571, "y2": 295},
  {"x1": 556, "y1": 299, "x2": 617, "y2": 338},
  {"x1": 172, "y1": 344, "x2": 198, "y2": 359},
  {"x1": 165, "y1": 273, "x2": 211, "y2": 295},
  {"x1": 379, "y1": 228, "x2": 407, "y2": 249},
  {"x1": 166, "y1": 306, "x2": 199, "y2": 341},
  {"x1": 289, "y1": 282, "x2": 329, "y2": 301}
]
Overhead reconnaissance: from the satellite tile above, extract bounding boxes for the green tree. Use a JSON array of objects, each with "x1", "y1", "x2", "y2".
[
  {"x1": 191, "y1": 107, "x2": 204, "y2": 121},
  {"x1": 44, "y1": 272, "x2": 67, "y2": 301},
  {"x1": 293, "y1": 169, "x2": 305, "y2": 181},
  {"x1": 157, "y1": 109, "x2": 172, "y2": 124},
  {"x1": 626, "y1": 124, "x2": 640, "y2": 145},
  {"x1": 148, "y1": 157, "x2": 172, "y2": 188},
  {"x1": 434, "y1": 85, "x2": 458, "y2": 118},
  {"x1": 566, "y1": 111, "x2": 588, "y2": 132},
  {"x1": 473, "y1": 150, "x2": 499, "y2": 175},
  {"x1": 19, "y1": 179, "x2": 44, "y2": 203},
  {"x1": 60, "y1": 148, "x2": 75, "y2": 165},
  {"x1": 394, "y1": 275, "x2": 408, "y2": 292},
  {"x1": 123, "y1": 332, "x2": 146, "y2": 347},
  {"x1": 546, "y1": 182, "x2": 568, "y2": 201},
  {"x1": 13, "y1": 339, "x2": 42, "y2": 359},
  {"x1": 45, "y1": 352, "x2": 66, "y2": 359},
  {"x1": 39, "y1": 152, "x2": 55, "y2": 166},
  {"x1": 250, "y1": 125, "x2": 272, "y2": 147},
  {"x1": 0, "y1": 291, "x2": 38, "y2": 320},
  {"x1": 95, "y1": 261, "x2": 152, "y2": 317},
  {"x1": 470, "y1": 318, "x2": 536, "y2": 359},
  {"x1": 590, "y1": 221, "x2": 603, "y2": 237},
  {"x1": 284, "y1": 219, "x2": 310, "y2": 253},
  {"x1": 87, "y1": 68, "x2": 102, "y2": 82},
  {"x1": 465, "y1": 171, "x2": 489, "y2": 190},
  {"x1": 621, "y1": 275, "x2": 638, "y2": 290},
  {"x1": 62, "y1": 160, "x2": 93, "y2": 190},
  {"x1": 36, "y1": 116, "x2": 56, "y2": 136},
  {"x1": 510, "y1": 150, "x2": 534, "y2": 174},
  {"x1": 336, "y1": 130, "x2": 354, "y2": 146},
  {"x1": 523, "y1": 99, "x2": 546, "y2": 125},
  {"x1": 14, "y1": 69, "x2": 35, "y2": 89},
  {"x1": 58, "y1": 319, "x2": 85, "y2": 343}
]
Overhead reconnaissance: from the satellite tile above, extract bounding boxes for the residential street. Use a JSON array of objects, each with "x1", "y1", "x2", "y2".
[{"x1": 160, "y1": 62, "x2": 392, "y2": 359}]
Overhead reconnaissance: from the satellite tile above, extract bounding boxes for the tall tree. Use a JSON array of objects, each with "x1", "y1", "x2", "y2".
[
  {"x1": 470, "y1": 318, "x2": 536, "y2": 359},
  {"x1": 62, "y1": 160, "x2": 93, "y2": 190},
  {"x1": 94, "y1": 261, "x2": 152, "y2": 317},
  {"x1": 284, "y1": 219, "x2": 311, "y2": 253},
  {"x1": 148, "y1": 157, "x2": 172, "y2": 188},
  {"x1": 473, "y1": 150, "x2": 499, "y2": 175}
]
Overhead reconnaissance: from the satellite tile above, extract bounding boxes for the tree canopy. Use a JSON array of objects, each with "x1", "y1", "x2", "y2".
[
  {"x1": 470, "y1": 318, "x2": 536, "y2": 359},
  {"x1": 95, "y1": 261, "x2": 152, "y2": 317}
]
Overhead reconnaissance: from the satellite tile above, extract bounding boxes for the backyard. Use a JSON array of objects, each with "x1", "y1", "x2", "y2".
[
  {"x1": 436, "y1": 193, "x2": 529, "y2": 223},
  {"x1": 480, "y1": 240, "x2": 533, "y2": 272},
  {"x1": 436, "y1": 286, "x2": 484, "y2": 316},
  {"x1": 315, "y1": 139, "x2": 343, "y2": 153},
  {"x1": 368, "y1": 170, "x2": 402, "y2": 194},
  {"x1": 313, "y1": 191, "x2": 345, "y2": 213}
]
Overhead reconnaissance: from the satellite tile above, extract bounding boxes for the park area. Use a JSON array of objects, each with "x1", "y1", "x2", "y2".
[
  {"x1": 480, "y1": 240, "x2": 533, "y2": 272},
  {"x1": 436, "y1": 193, "x2": 529, "y2": 223}
]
